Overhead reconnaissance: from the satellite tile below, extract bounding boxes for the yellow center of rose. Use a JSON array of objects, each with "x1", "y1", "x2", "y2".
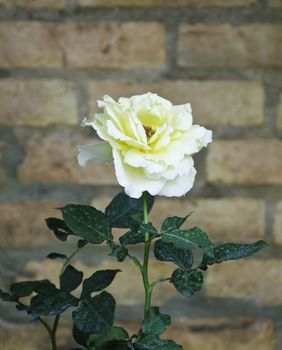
[{"x1": 143, "y1": 125, "x2": 155, "y2": 140}]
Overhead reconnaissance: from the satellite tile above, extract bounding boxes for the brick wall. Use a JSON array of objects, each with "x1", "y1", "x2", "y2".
[{"x1": 0, "y1": 1, "x2": 282, "y2": 349}]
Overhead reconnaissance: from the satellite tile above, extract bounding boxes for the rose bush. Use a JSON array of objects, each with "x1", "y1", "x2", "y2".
[{"x1": 78, "y1": 92, "x2": 212, "y2": 198}]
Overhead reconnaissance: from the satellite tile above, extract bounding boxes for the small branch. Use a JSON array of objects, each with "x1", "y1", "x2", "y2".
[
  {"x1": 151, "y1": 277, "x2": 171, "y2": 290},
  {"x1": 128, "y1": 253, "x2": 143, "y2": 272}
]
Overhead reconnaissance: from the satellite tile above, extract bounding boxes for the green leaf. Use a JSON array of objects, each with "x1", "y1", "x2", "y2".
[
  {"x1": 107, "y1": 241, "x2": 128, "y2": 262},
  {"x1": 87, "y1": 327, "x2": 129, "y2": 349},
  {"x1": 73, "y1": 291, "x2": 115, "y2": 334},
  {"x1": 0, "y1": 289, "x2": 17, "y2": 302},
  {"x1": 45, "y1": 217, "x2": 74, "y2": 241},
  {"x1": 94, "y1": 340, "x2": 133, "y2": 350},
  {"x1": 161, "y1": 215, "x2": 191, "y2": 234},
  {"x1": 10, "y1": 280, "x2": 58, "y2": 297},
  {"x1": 73, "y1": 325, "x2": 89, "y2": 347},
  {"x1": 141, "y1": 307, "x2": 170, "y2": 336},
  {"x1": 135, "y1": 335, "x2": 182, "y2": 350},
  {"x1": 47, "y1": 252, "x2": 67, "y2": 260},
  {"x1": 162, "y1": 227, "x2": 214, "y2": 258},
  {"x1": 154, "y1": 240, "x2": 193, "y2": 269},
  {"x1": 61, "y1": 205, "x2": 112, "y2": 244},
  {"x1": 171, "y1": 269, "x2": 203, "y2": 298},
  {"x1": 105, "y1": 191, "x2": 155, "y2": 228},
  {"x1": 120, "y1": 223, "x2": 158, "y2": 246},
  {"x1": 81, "y1": 270, "x2": 120, "y2": 299},
  {"x1": 200, "y1": 240, "x2": 269, "y2": 269},
  {"x1": 60, "y1": 265, "x2": 83, "y2": 292},
  {"x1": 30, "y1": 292, "x2": 79, "y2": 319}
]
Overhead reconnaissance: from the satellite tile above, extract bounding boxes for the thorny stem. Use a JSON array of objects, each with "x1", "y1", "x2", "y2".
[{"x1": 142, "y1": 192, "x2": 152, "y2": 316}]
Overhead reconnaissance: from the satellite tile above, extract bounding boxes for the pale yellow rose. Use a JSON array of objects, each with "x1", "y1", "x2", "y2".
[{"x1": 78, "y1": 92, "x2": 212, "y2": 198}]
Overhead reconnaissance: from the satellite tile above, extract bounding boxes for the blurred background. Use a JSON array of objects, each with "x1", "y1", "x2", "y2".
[{"x1": 0, "y1": 0, "x2": 282, "y2": 349}]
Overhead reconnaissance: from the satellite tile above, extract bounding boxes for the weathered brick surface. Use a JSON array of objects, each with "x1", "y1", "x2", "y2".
[
  {"x1": 78, "y1": 0, "x2": 254, "y2": 7},
  {"x1": 206, "y1": 259, "x2": 282, "y2": 305},
  {"x1": 277, "y1": 95, "x2": 282, "y2": 129},
  {"x1": 0, "y1": 142, "x2": 5, "y2": 187},
  {"x1": 0, "y1": 319, "x2": 73, "y2": 350},
  {"x1": 0, "y1": 21, "x2": 165, "y2": 69},
  {"x1": 0, "y1": 22, "x2": 62, "y2": 68},
  {"x1": 0, "y1": 0, "x2": 65, "y2": 8},
  {"x1": 207, "y1": 140, "x2": 282, "y2": 185},
  {"x1": 274, "y1": 202, "x2": 282, "y2": 245},
  {"x1": 268, "y1": 0, "x2": 282, "y2": 7},
  {"x1": 0, "y1": 201, "x2": 65, "y2": 247},
  {"x1": 0, "y1": 79, "x2": 77, "y2": 126},
  {"x1": 178, "y1": 24, "x2": 282, "y2": 68},
  {"x1": 18, "y1": 133, "x2": 117, "y2": 185},
  {"x1": 88, "y1": 80, "x2": 264, "y2": 127},
  {"x1": 165, "y1": 319, "x2": 275, "y2": 350}
]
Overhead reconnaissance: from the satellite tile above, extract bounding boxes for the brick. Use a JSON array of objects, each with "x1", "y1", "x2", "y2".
[
  {"x1": 0, "y1": 0, "x2": 65, "y2": 8},
  {"x1": 0, "y1": 201, "x2": 65, "y2": 247},
  {"x1": 0, "y1": 79, "x2": 77, "y2": 127},
  {"x1": 274, "y1": 202, "x2": 282, "y2": 245},
  {"x1": 78, "y1": 0, "x2": 254, "y2": 7},
  {"x1": 0, "y1": 22, "x2": 62, "y2": 68},
  {"x1": 268, "y1": 0, "x2": 282, "y2": 7},
  {"x1": 277, "y1": 95, "x2": 282, "y2": 129},
  {"x1": 151, "y1": 198, "x2": 265, "y2": 243},
  {"x1": 207, "y1": 140, "x2": 282, "y2": 185},
  {"x1": 18, "y1": 133, "x2": 117, "y2": 185},
  {"x1": 88, "y1": 80, "x2": 264, "y2": 127},
  {"x1": 0, "y1": 319, "x2": 73, "y2": 350},
  {"x1": 0, "y1": 21, "x2": 165, "y2": 69},
  {"x1": 165, "y1": 319, "x2": 275, "y2": 350},
  {"x1": 178, "y1": 24, "x2": 282, "y2": 68},
  {"x1": 206, "y1": 259, "x2": 282, "y2": 305}
]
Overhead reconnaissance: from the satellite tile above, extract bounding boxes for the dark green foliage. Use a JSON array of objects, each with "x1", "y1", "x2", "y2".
[
  {"x1": 161, "y1": 215, "x2": 190, "y2": 233},
  {"x1": 107, "y1": 241, "x2": 128, "y2": 262},
  {"x1": 120, "y1": 223, "x2": 158, "y2": 246},
  {"x1": 47, "y1": 252, "x2": 67, "y2": 260},
  {"x1": 29, "y1": 292, "x2": 79, "y2": 319},
  {"x1": 61, "y1": 205, "x2": 112, "y2": 244},
  {"x1": 135, "y1": 335, "x2": 182, "y2": 350},
  {"x1": 46, "y1": 217, "x2": 74, "y2": 241},
  {"x1": 200, "y1": 240, "x2": 268, "y2": 269},
  {"x1": 141, "y1": 307, "x2": 170, "y2": 336},
  {"x1": 162, "y1": 226, "x2": 214, "y2": 258},
  {"x1": 73, "y1": 291, "x2": 115, "y2": 334},
  {"x1": 87, "y1": 327, "x2": 129, "y2": 349},
  {"x1": 154, "y1": 240, "x2": 193, "y2": 269},
  {"x1": 0, "y1": 289, "x2": 17, "y2": 302},
  {"x1": 60, "y1": 265, "x2": 83, "y2": 292},
  {"x1": 10, "y1": 280, "x2": 58, "y2": 297},
  {"x1": 171, "y1": 269, "x2": 203, "y2": 298},
  {"x1": 105, "y1": 191, "x2": 155, "y2": 228},
  {"x1": 81, "y1": 270, "x2": 120, "y2": 299}
]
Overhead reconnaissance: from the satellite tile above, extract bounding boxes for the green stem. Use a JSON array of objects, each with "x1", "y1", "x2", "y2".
[
  {"x1": 142, "y1": 192, "x2": 152, "y2": 316},
  {"x1": 39, "y1": 317, "x2": 58, "y2": 350},
  {"x1": 59, "y1": 246, "x2": 83, "y2": 278}
]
